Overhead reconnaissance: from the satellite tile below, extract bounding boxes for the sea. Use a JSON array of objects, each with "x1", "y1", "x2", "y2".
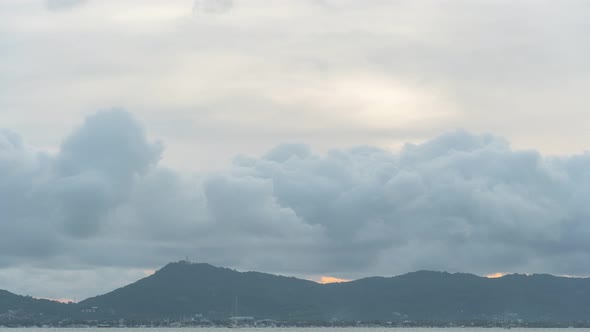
[{"x1": 0, "y1": 329, "x2": 588, "y2": 332}]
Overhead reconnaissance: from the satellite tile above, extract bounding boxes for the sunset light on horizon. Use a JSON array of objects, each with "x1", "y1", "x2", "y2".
[
  {"x1": 485, "y1": 272, "x2": 507, "y2": 279},
  {"x1": 315, "y1": 276, "x2": 352, "y2": 284}
]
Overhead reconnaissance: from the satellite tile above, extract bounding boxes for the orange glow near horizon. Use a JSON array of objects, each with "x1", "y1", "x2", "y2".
[
  {"x1": 317, "y1": 276, "x2": 352, "y2": 284},
  {"x1": 486, "y1": 272, "x2": 507, "y2": 278},
  {"x1": 143, "y1": 269, "x2": 156, "y2": 276},
  {"x1": 38, "y1": 297, "x2": 76, "y2": 304}
]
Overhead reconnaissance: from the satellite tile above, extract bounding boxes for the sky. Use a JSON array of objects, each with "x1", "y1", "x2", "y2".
[{"x1": 1, "y1": 0, "x2": 590, "y2": 301}]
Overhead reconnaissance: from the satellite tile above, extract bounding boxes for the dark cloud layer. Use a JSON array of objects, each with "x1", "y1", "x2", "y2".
[{"x1": 1, "y1": 110, "x2": 590, "y2": 287}]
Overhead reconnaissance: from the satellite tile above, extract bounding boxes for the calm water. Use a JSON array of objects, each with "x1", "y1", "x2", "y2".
[{"x1": 1, "y1": 329, "x2": 589, "y2": 332}]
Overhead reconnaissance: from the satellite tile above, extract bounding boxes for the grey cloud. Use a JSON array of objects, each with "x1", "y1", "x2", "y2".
[
  {"x1": 0, "y1": 110, "x2": 162, "y2": 254},
  {"x1": 0, "y1": 130, "x2": 59, "y2": 266},
  {"x1": 2, "y1": 111, "x2": 590, "y2": 299},
  {"x1": 45, "y1": 0, "x2": 87, "y2": 11},
  {"x1": 49, "y1": 172, "x2": 113, "y2": 237},
  {"x1": 51, "y1": 110, "x2": 162, "y2": 238},
  {"x1": 57, "y1": 110, "x2": 162, "y2": 181},
  {"x1": 0, "y1": 266, "x2": 148, "y2": 301},
  {"x1": 263, "y1": 143, "x2": 312, "y2": 163},
  {"x1": 228, "y1": 130, "x2": 590, "y2": 276},
  {"x1": 193, "y1": 0, "x2": 234, "y2": 15}
]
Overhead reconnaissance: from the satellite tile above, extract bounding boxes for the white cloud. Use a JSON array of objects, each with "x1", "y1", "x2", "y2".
[
  {"x1": 193, "y1": 0, "x2": 234, "y2": 15},
  {"x1": 2, "y1": 1, "x2": 590, "y2": 174}
]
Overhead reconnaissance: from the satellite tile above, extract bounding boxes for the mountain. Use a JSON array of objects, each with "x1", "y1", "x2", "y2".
[
  {"x1": 79, "y1": 262, "x2": 322, "y2": 320},
  {"x1": 4, "y1": 262, "x2": 590, "y2": 323},
  {"x1": 322, "y1": 271, "x2": 590, "y2": 321},
  {"x1": 76, "y1": 261, "x2": 590, "y2": 322},
  {"x1": 0, "y1": 289, "x2": 72, "y2": 323}
]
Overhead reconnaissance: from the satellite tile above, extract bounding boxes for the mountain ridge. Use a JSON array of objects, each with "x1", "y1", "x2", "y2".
[{"x1": 3, "y1": 261, "x2": 590, "y2": 323}]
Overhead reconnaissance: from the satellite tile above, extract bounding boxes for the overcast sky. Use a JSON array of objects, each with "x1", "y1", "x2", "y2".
[{"x1": 1, "y1": 0, "x2": 590, "y2": 301}]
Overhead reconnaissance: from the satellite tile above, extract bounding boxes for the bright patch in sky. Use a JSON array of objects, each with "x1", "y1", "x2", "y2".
[
  {"x1": 486, "y1": 273, "x2": 507, "y2": 279},
  {"x1": 317, "y1": 276, "x2": 352, "y2": 284},
  {"x1": 36, "y1": 297, "x2": 76, "y2": 304},
  {"x1": 143, "y1": 269, "x2": 156, "y2": 276}
]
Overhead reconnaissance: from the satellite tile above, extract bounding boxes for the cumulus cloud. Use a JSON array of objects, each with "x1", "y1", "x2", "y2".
[
  {"x1": 2, "y1": 110, "x2": 590, "y2": 299},
  {"x1": 50, "y1": 111, "x2": 162, "y2": 238}
]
